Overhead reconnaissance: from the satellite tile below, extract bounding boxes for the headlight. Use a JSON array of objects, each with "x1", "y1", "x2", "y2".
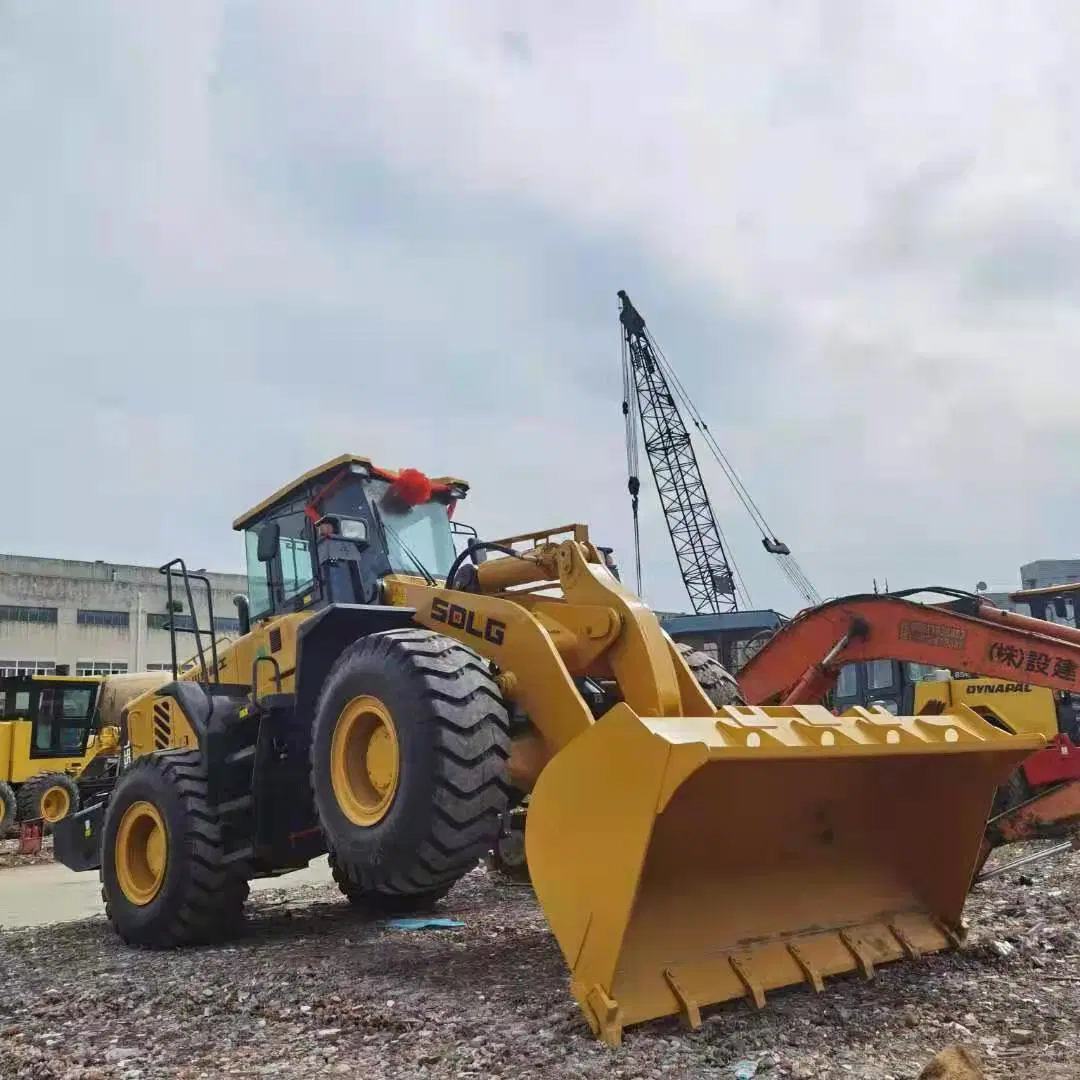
[{"x1": 338, "y1": 518, "x2": 368, "y2": 542}]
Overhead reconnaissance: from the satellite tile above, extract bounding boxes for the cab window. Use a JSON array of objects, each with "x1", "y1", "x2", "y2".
[
  {"x1": 31, "y1": 686, "x2": 94, "y2": 758},
  {"x1": 835, "y1": 664, "x2": 858, "y2": 698},
  {"x1": 867, "y1": 660, "x2": 896, "y2": 691},
  {"x1": 280, "y1": 536, "x2": 315, "y2": 601},
  {"x1": 244, "y1": 511, "x2": 317, "y2": 619}
]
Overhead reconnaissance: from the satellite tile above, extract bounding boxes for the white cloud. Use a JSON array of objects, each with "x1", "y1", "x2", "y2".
[{"x1": 3, "y1": 0, "x2": 1079, "y2": 618}]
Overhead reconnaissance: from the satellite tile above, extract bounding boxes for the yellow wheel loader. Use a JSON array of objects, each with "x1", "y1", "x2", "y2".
[
  {"x1": 0, "y1": 672, "x2": 166, "y2": 831},
  {"x1": 54, "y1": 455, "x2": 1044, "y2": 1045}
]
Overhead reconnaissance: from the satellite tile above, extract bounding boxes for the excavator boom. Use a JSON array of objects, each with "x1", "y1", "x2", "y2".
[{"x1": 739, "y1": 590, "x2": 1080, "y2": 706}]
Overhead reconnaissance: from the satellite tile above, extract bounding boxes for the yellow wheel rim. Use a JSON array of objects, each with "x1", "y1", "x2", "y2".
[
  {"x1": 330, "y1": 695, "x2": 400, "y2": 826},
  {"x1": 40, "y1": 786, "x2": 71, "y2": 824},
  {"x1": 115, "y1": 800, "x2": 168, "y2": 906}
]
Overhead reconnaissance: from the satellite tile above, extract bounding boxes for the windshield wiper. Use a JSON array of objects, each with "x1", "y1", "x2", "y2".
[{"x1": 379, "y1": 519, "x2": 437, "y2": 587}]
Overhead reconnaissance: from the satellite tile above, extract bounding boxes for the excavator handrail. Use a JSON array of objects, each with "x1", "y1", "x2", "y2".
[{"x1": 738, "y1": 589, "x2": 1080, "y2": 706}]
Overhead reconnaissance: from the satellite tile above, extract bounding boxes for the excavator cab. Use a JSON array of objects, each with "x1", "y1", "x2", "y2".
[{"x1": 831, "y1": 660, "x2": 953, "y2": 717}]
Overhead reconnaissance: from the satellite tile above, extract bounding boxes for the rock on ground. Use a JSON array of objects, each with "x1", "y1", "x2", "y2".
[{"x1": 1, "y1": 842, "x2": 1079, "y2": 1079}]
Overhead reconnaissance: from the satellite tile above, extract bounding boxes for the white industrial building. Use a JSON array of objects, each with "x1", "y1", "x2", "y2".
[{"x1": 0, "y1": 554, "x2": 246, "y2": 677}]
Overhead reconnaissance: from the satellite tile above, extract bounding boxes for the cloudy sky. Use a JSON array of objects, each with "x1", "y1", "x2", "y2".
[{"x1": 2, "y1": 1, "x2": 1078, "y2": 615}]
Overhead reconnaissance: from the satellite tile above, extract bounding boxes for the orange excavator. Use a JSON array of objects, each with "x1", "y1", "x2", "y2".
[{"x1": 738, "y1": 586, "x2": 1080, "y2": 881}]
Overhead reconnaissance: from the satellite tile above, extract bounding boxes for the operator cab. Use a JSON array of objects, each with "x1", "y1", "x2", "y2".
[
  {"x1": 232, "y1": 454, "x2": 470, "y2": 630},
  {"x1": 0, "y1": 675, "x2": 102, "y2": 758},
  {"x1": 831, "y1": 660, "x2": 950, "y2": 716}
]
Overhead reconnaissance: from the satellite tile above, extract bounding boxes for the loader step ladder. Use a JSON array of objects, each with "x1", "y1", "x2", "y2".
[{"x1": 159, "y1": 557, "x2": 222, "y2": 685}]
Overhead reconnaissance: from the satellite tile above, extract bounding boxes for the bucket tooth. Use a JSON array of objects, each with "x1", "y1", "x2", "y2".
[
  {"x1": 662, "y1": 968, "x2": 702, "y2": 1031},
  {"x1": 787, "y1": 943, "x2": 825, "y2": 992},
  {"x1": 728, "y1": 955, "x2": 766, "y2": 1009},
  {"x1": 839, "y1": 930, "x2": 875, "y2": 980},
  {"x1": 583, "y1": 984, "x2": 623, "y2": 1048},
  {"x1": 525, "y1": 702, "x2": 1045, "y2": 1043}
]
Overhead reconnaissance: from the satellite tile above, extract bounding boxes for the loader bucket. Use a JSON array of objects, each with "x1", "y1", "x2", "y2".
[{"x1": 525, "y1": 702, "x2": 1044, "y2": 1046}]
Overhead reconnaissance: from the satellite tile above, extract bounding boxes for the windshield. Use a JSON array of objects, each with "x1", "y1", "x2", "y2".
[{"x1": 367, "y1": 478, "x2": 457, "y2": 580}]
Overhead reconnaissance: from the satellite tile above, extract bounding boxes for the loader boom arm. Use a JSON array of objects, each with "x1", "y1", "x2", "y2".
[{"x1": 739, "y1": 590, "x2": 1080, "y2": 706}]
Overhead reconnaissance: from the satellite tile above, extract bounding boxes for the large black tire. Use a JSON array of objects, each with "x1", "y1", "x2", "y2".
[
  {"x1": 311, "y1": 628, "x2": 512, "y2": 910},
  {"x1": 329, "y1": 850, "x2": 452, "y2": 914},
  {"x1": 17, "y1": 772, "x2": 81, "y2": 831},
  {"x1": 100, "y1": 750, "x2": 250, "y2": 948},
  {"x1": 675, "y1": 642, "x2": 745, "y2": 707},
  {"x1": 991, "y1": 767, "x2": 1032, "y2": 819},
  {"x1": 0, "y1": 781, "x2": 16, "y2": 835}
]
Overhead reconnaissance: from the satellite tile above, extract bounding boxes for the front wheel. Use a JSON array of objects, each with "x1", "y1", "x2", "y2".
[{"x1": 310, "y1": 628, "x2": 512, "y2": 909}]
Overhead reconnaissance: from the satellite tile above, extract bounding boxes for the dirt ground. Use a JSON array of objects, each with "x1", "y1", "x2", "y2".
[
  {"x1": 0, "y1": 834, "x2": 55, "y2": 869},
  {"x1": 1, "y1": 843, "x2": 1078, "y2": 1080}
]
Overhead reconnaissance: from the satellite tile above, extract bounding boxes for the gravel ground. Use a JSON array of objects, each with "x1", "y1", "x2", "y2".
[
  {"x1": 1, "y1": 844, "x2": 1079, "y2": 1080},
  {"x1": 0, "y1": 835, "x2": 54, "y2": 869}
]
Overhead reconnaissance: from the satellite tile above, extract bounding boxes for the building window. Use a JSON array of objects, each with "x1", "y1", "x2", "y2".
[
  {"x1": 0, "y1": 604, "x2": 58, "y2": 625},
  {"x1": 146, "y1": 663, "x2": 173, "y2": 671},
  {"x1": 0, "y1": 659, "x2": 56, "y2": 676},
  {"x1": 147, "y1": 612, "x2": 196, "y2": 632},
  {"x1": 147, "y1": 613, "x2": 240, "y2": 634},
  {"x1": 77, "y1": 609, "x2": 131, "y2": 629},
  {"x1": 74, "y1": 660, "x2": 129, "y2": 676}
]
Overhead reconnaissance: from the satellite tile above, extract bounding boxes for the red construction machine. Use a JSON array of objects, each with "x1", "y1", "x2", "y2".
[{"x1": 738, "y1": 586, "x2": 1080, "y2": 881}]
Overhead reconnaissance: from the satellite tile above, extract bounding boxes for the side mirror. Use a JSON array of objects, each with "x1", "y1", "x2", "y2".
[
  {"x1": 256, "y1": 522, "x2": 280, "y2": 563},
  {"x1": 233, "y1": 594, "x2": 251, "y2": 636}
]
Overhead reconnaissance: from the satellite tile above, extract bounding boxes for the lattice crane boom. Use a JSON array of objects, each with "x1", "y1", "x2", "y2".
[
  {"x1": 619, "y1": 290, "x2": 741, "y2": 614},
  {"x1": 618, "y1": 289, "x2": 821, "y2": 612}
]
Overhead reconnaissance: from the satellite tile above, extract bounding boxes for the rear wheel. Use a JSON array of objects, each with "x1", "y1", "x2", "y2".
[
  {"x1": 17, "y1": 773, "x2": 80, "y2": 829},
  {"x1": 310, "y1": 628, "x2": 512, "y2": 911},
  {"x1": 100, "y1": 750, "x2": 249, "y2": 947},
  {"x1": 675, "y1": 642, "x2": 745, "y2": 707},
  {"x1": 0, "y1": 782, "x2": 16, "y2": 835},
  {"x1": 484, "y1": 645, "x2": 743, "y2": 886},
  {"x1": 484, "y1": 805, "x2": 530, "y2": 883},
  {"x1": 991, "y1": 767, "x2": 1032, "y2": 819}
]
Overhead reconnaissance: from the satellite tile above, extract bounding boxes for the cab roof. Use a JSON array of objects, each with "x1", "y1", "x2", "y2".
[{"x1": 232, "y1": 453, "x2": 470, "y2": 532}]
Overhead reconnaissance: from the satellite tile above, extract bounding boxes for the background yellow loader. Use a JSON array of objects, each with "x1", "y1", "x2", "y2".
[
  {"x1": 0, "y1": 671, "x2": 165, "y2": 831},
  {"x1": 55, "y1": 454, "x2": 1042, "y2": 1044}
]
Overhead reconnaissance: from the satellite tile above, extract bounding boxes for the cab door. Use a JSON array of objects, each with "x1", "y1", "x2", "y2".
[{"x1": 831, "y1": 660, "x2": 910, "y2": 715}]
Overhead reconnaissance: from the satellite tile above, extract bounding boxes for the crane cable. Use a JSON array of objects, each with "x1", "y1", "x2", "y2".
[
  {"x1": 620, "y1": 329, "x2": 645, "y2": 598},
  {"x1": 640, "y1": 326, "x2": 822, "y2": 608}
]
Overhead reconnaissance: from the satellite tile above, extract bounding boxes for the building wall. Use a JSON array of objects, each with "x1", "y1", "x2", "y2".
[
  {"x1": 0, "y1": 554, "x2": 247, "y2": 676},
  {"x1": 1020, "y1": 559, "x2": 1080, "y2": 591}
]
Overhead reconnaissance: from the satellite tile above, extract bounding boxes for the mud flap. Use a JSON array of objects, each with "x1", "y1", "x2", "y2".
[
  {"x1": 53, "y1": 800, "x2": 107, "y2": 873},
  {"x1": 525, "y1": 702, "x2": 1044, "y2": 1046}
]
